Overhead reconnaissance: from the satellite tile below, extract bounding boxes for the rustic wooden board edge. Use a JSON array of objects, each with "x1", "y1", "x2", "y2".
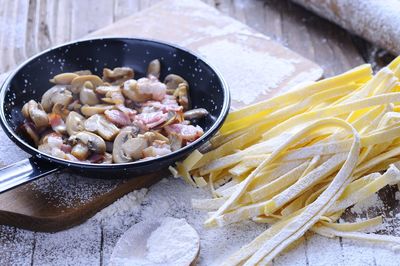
[{"x1": 0, "y1": 171, "x2": 164, "y2": 232}]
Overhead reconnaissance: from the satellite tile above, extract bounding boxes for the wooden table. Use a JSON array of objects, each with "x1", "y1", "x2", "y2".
[{"x1": 0, "y1": 0, "x2": 398, "y2": 265}]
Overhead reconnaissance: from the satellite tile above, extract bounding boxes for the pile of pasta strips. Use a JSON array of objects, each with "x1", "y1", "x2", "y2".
[{"x1": 173, "y1": 56, "x2": 400, "y2": 265}]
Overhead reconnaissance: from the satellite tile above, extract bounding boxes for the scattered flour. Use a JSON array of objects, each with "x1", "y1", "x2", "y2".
[
  {"x1": 197, "y1": 39, "x2": 295, "y2": 105},
  {"x1": 2, "y1": 177, "x2": 400, "y2": 265},
  {"x1": 93, "y1": 188, "x2": 148, "y2": 228},
  {"x1": 110, "y1": 217, "x2": 199, "y2": 266},
  {"x1": 350, "y1": 193, "x2": 385, "y2": 215},
  {"x1": 28, "y1": 172, "x2": 121, "y2": 207}
]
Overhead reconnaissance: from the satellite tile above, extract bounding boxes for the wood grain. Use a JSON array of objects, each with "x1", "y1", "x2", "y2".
[
  {"x1": 0, "y1": 0, "x2": 322, "y2": 234},
  {"x1": 0, "y1": 171, "x2": 164, "y2": 232}
]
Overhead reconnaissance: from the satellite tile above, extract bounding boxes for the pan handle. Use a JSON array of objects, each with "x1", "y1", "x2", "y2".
[{"x1": 0, "y1": 157, "x2": 59, "y2": 193}]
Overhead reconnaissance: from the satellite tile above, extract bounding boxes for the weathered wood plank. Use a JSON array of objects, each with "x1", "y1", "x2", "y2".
[
  {"x1": 274, "y1": 237, "x2": 308, "y2": 266},
  {"x1": 306, "y1": 233, "x2": 344, "y2": 266},
  {"x1": 45, "y1": 0, "x2": 72, "y2": 47},
  {"x1": 32, "y1": 220, "x2": 102, "y2": 265},
  {"x1": 25, "y1": 0, "x2": 41, "y2": 60},
  {"x1": 0, "y1": 226, "x2": 34, "y2": 266},
  {"x1": 341, "y1": 239, "x2": 376, "y2": 266},
  {"x1": 0, "y1": 1, "x2": 18, "y2": 71},
  {"x1": 70, "y1": 0, "x2": 114, "y2": 39},
  {"x1": 258, "y1": 0, "x2": 284, "y2": 42},
  {"x1": 114, "y1": 0, "x2": 141, "y2": 20}
]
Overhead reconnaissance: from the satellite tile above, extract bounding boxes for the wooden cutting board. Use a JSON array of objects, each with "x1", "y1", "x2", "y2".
[{"x1": 0, "y1": 0, "x2": 323, "y2": 232}]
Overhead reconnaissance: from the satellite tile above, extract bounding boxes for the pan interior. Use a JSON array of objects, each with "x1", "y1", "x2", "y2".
[{"x1": 0, "y1": 38, "x2": 229, "y2": 169}]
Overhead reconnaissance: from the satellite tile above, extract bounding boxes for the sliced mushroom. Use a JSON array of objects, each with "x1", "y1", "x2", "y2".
[
  {"x1": 19, "y1": 122, "x2": 40, "y2": 146},
  {"x1": 66, "y1": 111, "x2": 85, "y2": 136},
  {"x1": 103, "y1": 67, "x2": 134, "y2": 85},
  {"x1": 84, "y1": 114, "x2": 120, "y2": 141},
  {"x1": 80, "y1": 104, "x2": 114, "y2": 117},
  {"x1": 123, "y1": 137, "x2": 148, "y2": 160},
  {"x1": 50, "y1": 73, "x2": 79, "y2": 85},
  {"x1": 168, "y1": 134, "x2": 182, "y2": 152},
  {"x1": 69, "y1": 131, "x2": 106, "y2": 154},
  {"x1": 21, "y1": 102, "x2": 29, "y2": 118},
  {"x1": 155, "y1": 111, "x2": 181, "y2": 129},
  {"x1": 71, "y1": 75, "x2": 103, "y2": 94},
  {"x1": 67, "y1": 100, "x2": 82, "y2": 112},
  {"x1": 74, "y1": 70, "x2": 92, "y2": 76},
  {"x1": 147, "y1": 59, "x2": 161, "y2": 79},
  {"x1": 22, "y1": 100, "x2": 49, "y2": 128},
  {"x1": 183, "y1": 108, "x2": 209, "y2": 120},
  {"x1": 95, "y1": 85, "x2": 120, "y2": 95},
  {"x1": 142, "y1": 141, "x2": 172, "y2": 157},
  {"x1": 41, "y1": 85, "x2": 73, "y2": 112},
  {"x1": 52, "y1": 103, "x2": 70, "y2": 120},
  {"x1": 80, "y1": 81, "x2": 100, "y2": 105},
  {"x1": 142, "y1": 131, "x2": 169, "y2": 143},
  {"x1": 101, "y1": 89, "x2": 124, "y2": 105},
  {"x1": 102, "y1": 152, "x2": 113, "y2": 164},
  {"x1": 174, "y1": 83, "x2": 190, "y2": 110},
  {"x1": 122, "y1": 79, "x2": 151, "y2": 102},
  {"x1": 164, "y1": 74, "x2": 188, "y2": 93},
  {"x1": 112, "y1": 126, "x2": 147, "y2": 163},
  {"x1": 71, "y1": 142, "x2": 90, "y2": 160}
]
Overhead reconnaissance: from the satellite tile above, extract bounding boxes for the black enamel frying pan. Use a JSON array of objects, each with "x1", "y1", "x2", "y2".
[{"x1": 0, "y1": 37, "x2": 230, "y2": 193}]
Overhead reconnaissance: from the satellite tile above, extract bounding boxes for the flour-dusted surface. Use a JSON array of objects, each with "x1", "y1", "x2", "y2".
[
  {"x1": 145, "y1": 218, "x2": 199, "y2": 265},
  {"x1": 110, "y1": 217, "x2": 199, "y2": 266},
  {"x1": 197, "y1": 39, "x2": 295, "y2": 106},
  {"x1": 3, "y1": 177, "x2": 399, "y2": 266},
  {"x1": 93, "y1": 189, "x2": 148, "y2": 227},
  {"x1": 89, "y1": 0, "x2": 323, "y2": 109},
  {"x1": 105, "y1": 178, "x2": 268, "y2": 266}
]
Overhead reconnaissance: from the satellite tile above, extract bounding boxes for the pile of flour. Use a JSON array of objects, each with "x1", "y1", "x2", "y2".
[
  {"x1": 110, "y1": 217, "x2": 199, "y2": 266},
  {"x1": 94, "y1": 178, "x2": 266, "y2": 265}
]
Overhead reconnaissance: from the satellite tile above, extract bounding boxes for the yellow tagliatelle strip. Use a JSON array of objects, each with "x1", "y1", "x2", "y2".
[
  {"x1": 209, "y1": 118, "x2": 357, "y2": 228},
  {"x1": 318, "y1": 216, "x2": 383, "y2": 232},
  {"x1": 220, "y1": 83, "x2": 360, "y2": 135},
  {"x1": 173, "y1": 56, "x2": 400, "y2": 265},
  {"x1": 224, "y1": 64, "x2": 372, "y2": 124},
  {"x1": 243, "y1": 119, "x2": 360, "y2": 266},
  {"x1": 314, "y1": 225, "x2": 400, "y2": 250}
]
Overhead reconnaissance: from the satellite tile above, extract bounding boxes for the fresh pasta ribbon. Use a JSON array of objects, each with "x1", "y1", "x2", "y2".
[{"x1": 171, "y1": 56, "x2": 400, "y2": 265}]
